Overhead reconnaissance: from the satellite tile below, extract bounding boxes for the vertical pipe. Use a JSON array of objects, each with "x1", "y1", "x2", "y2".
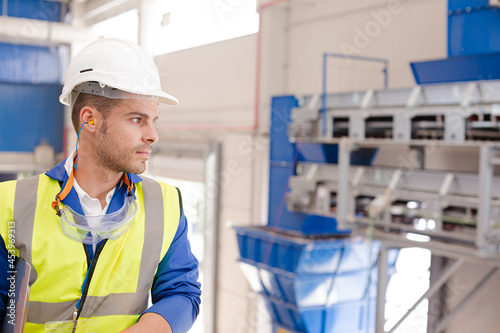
[
  {"x1": 2, "y1": 0, "x2": 7, "y2": 16},
  {"x1": 384, "y1": 61, "x2": 389, "y2": 89},
  {"x1": 337, "y1": 137, "x2": 352, "y2": 226},
  {"x1": 254, "y1": 0, "x2": 290, "y2": 132},
  {"x1": 60, "y1": 2, "x2": 67, "y2": 23},
  {"x1": 138, "y1": 0, "x2": 154, "y2": 50},
  {"x1": 427, "y1": 256, "x2": 448, "y2": 333},
  {"x1": 322, "y1": 53, "x2": 327, "y2": 136},
  {"x1": 477, "y1": 146, "x2": 492, "y2": 252},
  {"x1": 203, "y1": 143, "x2": 221, "y2": 333},
  {"x1": 376, "y1": 246, "x2": 389, "y2": 333}
]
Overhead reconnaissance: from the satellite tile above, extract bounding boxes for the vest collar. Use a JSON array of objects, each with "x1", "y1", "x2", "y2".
[
  {"x1": 46, "y1": 159, "x2": 143, "y2": 184},
  {"x1": 45, "y1": 158, "x2": 143, "y2": 216}
]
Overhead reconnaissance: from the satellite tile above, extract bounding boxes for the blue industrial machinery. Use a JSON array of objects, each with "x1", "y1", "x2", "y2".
[
  {"x1": 235, "y1": 96, "x2": 396, "y2": 332},
  {"x1": 236, "y1": 1, "x2": 500, "y2": 332},
  {"x1": 411, "y1": 0, "x2": 500, "y2": 84},
  {"x1": 234, "y1": 225, "x2": 392, "y2": 333},
  {"x1": 0, "y1": 0, "x2": 63, "y2": 21},
  {"x1": 0, "y1": 82, "x2": 64, "y2": 152},
  {"x1": 254, "y1": 1, "x2": 500, "y2": 332},
  {"x1": 0, "y1": 0, "x2": 68, "y2": 154},
  {"x1": 267, "y1": 96, "x2": 378, "y2": 235}
]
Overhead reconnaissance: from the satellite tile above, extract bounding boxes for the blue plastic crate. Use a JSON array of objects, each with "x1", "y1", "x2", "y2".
[
  {"x1": 239, "y1": 259, "x2": 376, "y2": 306},
  {"x1": 235, "y1": 226, "x2": 381, "y2": 274},
  {"x1": 239, "y1": 256, "x2": 397, "y2": 308},
  {"x1": 264, "y1": 294, "x2": 376, "y2": 333}
]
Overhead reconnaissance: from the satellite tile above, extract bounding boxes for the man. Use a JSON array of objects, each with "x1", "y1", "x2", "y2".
[{"x1": 0, "y1": 38, "x2": 201, "y2": 332}]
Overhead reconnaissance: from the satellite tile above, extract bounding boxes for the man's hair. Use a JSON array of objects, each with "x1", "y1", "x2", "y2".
[{"x1": 71, "y1": 93, "x2": 123, "y2": 133}]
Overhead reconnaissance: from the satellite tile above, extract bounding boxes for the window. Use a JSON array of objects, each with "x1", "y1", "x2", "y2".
[
  {"x1": 92, "y1": 9, "x2": 139, "y2": 43},
  {"x1": 151, "y1": 0, "x2": 259, "y2": 55}
]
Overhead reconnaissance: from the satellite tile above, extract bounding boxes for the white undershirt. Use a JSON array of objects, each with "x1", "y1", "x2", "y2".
[{"x1": 64, "y1": 151, "x2": 116, "y2": 227}]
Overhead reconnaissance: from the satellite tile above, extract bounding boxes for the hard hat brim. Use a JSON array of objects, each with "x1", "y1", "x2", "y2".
[{"x1": 59, "y1": 82, "x2": 179, "y2": 107}]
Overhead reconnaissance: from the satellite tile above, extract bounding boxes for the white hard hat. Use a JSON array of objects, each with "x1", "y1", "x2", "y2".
[{"x1": 60, "y1": 38, "x2": 178, "y2": 106}]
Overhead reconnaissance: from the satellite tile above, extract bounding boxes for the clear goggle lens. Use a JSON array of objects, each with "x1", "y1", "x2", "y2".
[{"x1": 59, "y1": 196, "x2": 138, "y2": 245}]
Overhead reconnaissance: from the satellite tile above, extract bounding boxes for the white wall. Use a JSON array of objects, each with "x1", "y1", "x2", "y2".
[
  {"x1": 153, "y1": 0, "x2": 500, "y2": 332},
  {"x1": 155, "y1": 35, "x2": 257, "y2": 127},
  {"x1": 445, "y1": 263, "x2": 500, "y2": 333},
  {"x1": 286, "y1": 0, "x2": 447, "y2": 95}
]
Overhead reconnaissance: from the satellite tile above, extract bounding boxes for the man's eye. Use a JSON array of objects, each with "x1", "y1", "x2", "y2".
[{"x1": 132, "y1": 118, "x2": 141, "y2": 124}]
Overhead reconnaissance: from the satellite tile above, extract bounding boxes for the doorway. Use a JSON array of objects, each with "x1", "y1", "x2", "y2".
[{"x1": 147, "y1": 141, "x2": 221, "y2": 333}]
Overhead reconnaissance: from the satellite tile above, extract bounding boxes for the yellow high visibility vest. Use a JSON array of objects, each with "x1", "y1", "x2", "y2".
[{"x1": 0, "y1": 174, "x2": 181, "y2": 332}]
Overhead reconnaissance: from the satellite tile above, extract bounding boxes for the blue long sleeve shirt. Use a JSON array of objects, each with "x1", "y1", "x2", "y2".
[{"x1": 0, "y1": 160, "x2": 201, "y2": 332}]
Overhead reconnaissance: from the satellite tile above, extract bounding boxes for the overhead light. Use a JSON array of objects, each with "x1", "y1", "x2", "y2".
[
  {"x1": 406, "y1": 233, "x2": 431, "y2": 242},
  {"x1": 414, "y1": 218, "x2": 427, "y2": 231},
  {"x1": 406, "y1": 201, "x2": 419, "y2": 209},
  {"x1": 427, "y1": 219, "x2": 436, "y2": 230}
]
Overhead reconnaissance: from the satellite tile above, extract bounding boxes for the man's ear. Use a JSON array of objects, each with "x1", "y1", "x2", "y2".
[{"x1": 81, "y1": 106, "x2": 97, "y2": 132}]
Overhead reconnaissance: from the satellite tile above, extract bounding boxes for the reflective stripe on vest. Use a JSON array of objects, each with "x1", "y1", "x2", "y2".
[
  {"x1": 137, "y1": 177, "x2": 165, "y2": 293},
  {"x1": 27, "y1": 293, "x2": 148, "y2": 324},
  {"x1": 13, "y1": 175, "x2": 39, "y2": 286},
  {"x1": 9, "y1": 174, "x2": 180, "y2": 331}
]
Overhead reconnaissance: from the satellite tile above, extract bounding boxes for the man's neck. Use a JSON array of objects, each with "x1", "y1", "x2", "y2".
[{"x1": 73, "y1": 153, "x2": 122, "y2": 209}]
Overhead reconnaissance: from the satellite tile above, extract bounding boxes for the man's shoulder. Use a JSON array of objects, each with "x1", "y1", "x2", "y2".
[
  {"x1": 138, "y1": 177, "x2": 183, "y2": 214},
  {"x1": 0, "y1": 179, "x2": 17, "y2": 201},
  {"x1": 138, "y1": 176, "x2": 180, "y2": 200},
  {"x1": 0, "y1": 174, "x2": 48, "y2": 204},
  {"x1": 139, "y1": 176, "x2": 177, "y2": 190},
  {"x1": 0, "y1": 174, "x2": 58, "y2": 193},
  {"x1": 0, "y1": 174, "x2": 39, "y2": 189},
  {"x1": 0, "y1": 178, "x2": 17, "y2": 188}
]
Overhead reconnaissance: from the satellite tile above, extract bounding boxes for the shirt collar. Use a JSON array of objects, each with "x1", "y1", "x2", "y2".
[
  {"x1": 45, "y1": 153, "x2": 143, "y2": 216},
  {"x1": 45, "y1": 151, "x2": 143, "y2": 184}
]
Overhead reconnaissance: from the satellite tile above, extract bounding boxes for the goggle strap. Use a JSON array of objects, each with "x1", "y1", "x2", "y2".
[
  {"x1": 52, "y1": 170, "x2": 133, "y2": 213},
  {"x1": 123, "y1": 173, "x2": 133, "y2": 195},
  {"x1": 60, "y1": 169, "x2": 75, "y2": 202},
  {"x1": 51, "y1": 169, "x2": 75, "y2": 214}
]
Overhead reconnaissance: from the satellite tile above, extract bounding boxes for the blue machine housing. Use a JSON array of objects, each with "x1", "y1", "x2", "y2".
[
  {"x1": 269, "y1": 96, "x2": 377, "y2": 235},
  {"x1": 411, "y1": 0, "x2": 500, "y2": 84},
  {"x1": 411, "y1": 53, "x2": 500, "y2": 84},
  {"x1": 0, "y1": 82, "x2": 64, "y2": 152},
  {"x1": 0, "y1": 0, "x2": 68, "y2": 153},
  {"x1": 0, "y1": 0, "x2": 64, "y2": 21},
  {"x1": 448, "y1": 5, "x2": 500, "y2": 57},
  {"x1": 235, "y1": 95, "x2": 397, "y2": 332}
]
